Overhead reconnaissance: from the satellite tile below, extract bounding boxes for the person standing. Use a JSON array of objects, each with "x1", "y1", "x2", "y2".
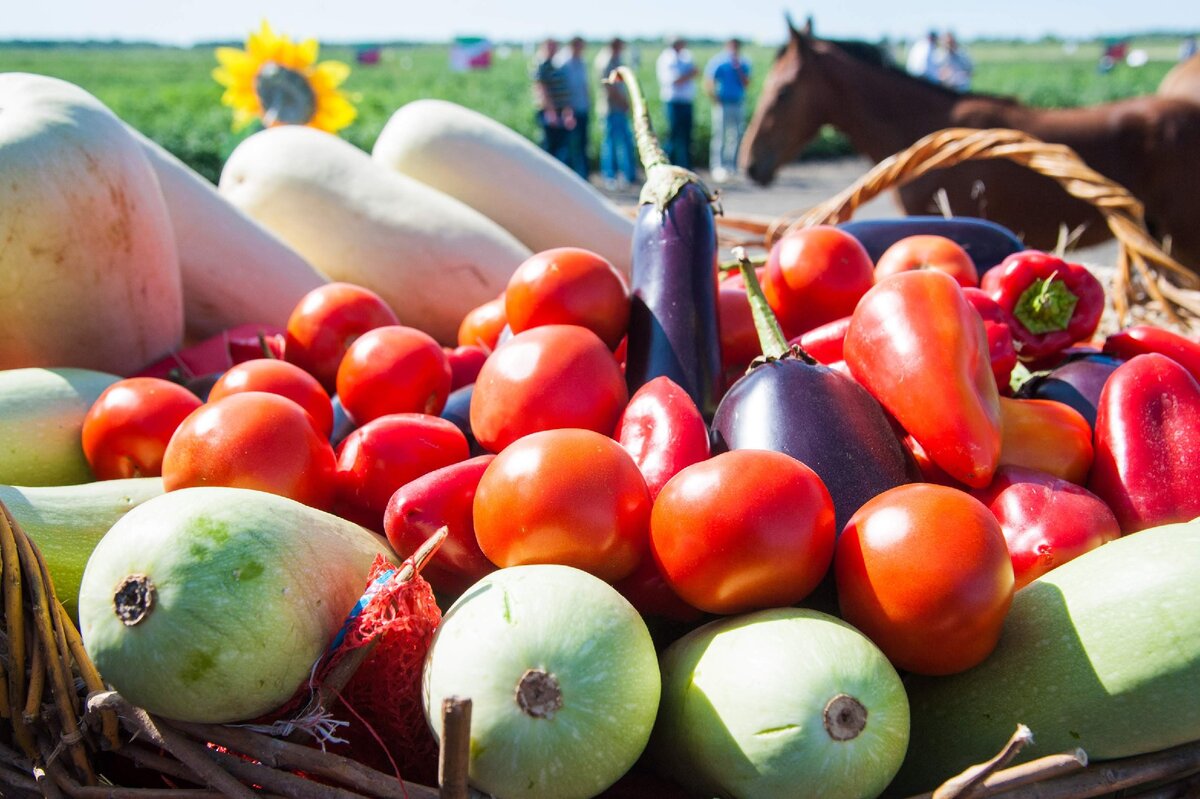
[
  {"x1": 906, "y1": 30, "x2": 939, "y2": 81},
  {"x1": 934, "y1": 32, "x2": 973, "y2": 92},
  {"x1": 594, "y1": 37, "x2": 638, "y2": 189},
  {"x1": 656, "y1": 36, "x2": 699, "y2": 169},
  {"x1": 704, "y1": 37, "x2": 751, "y2": 182},
  {"x1": 532, "y1": 38, "x2": 574, "y2": 168},
  {"x1": 557, "y1": 36, "x2": 591, "y2": 179}
]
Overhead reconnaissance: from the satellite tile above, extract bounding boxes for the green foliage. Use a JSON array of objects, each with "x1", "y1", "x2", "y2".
[{"x1": 0, "y1": 38, "x2": 1181, "y2": 183}]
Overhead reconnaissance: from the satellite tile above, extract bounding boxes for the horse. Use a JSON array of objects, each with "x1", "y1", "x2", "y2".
[
  {"x1": 1158, "y1": 53, "x2": 1200, "y2": 102},
  {"x1": 740, "y1": 21, "x2": 1200, "y2": 269}
]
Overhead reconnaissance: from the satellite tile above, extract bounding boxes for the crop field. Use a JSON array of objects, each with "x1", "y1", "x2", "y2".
[{"x1": 0, "y1": 37, "x2": 1184, "y2": 184}]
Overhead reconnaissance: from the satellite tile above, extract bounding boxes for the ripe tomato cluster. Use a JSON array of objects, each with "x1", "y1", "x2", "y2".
[{"x1": 82, "y1": 227, "x2": 1200, "y2": 679}]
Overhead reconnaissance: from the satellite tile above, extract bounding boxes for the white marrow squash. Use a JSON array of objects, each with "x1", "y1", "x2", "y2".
[
  {"x1": 218, "y1": 126, "x2": 531, "y2": 344},
  {"x1": 132, "y1": 129, "x2": 328, "y2": 339},
  {"x1": 372, "y1": 99, "x2": 634, "y2": 275},
  {"x1": 0, "y1": 73, "x2": 182, "y2": 374}
]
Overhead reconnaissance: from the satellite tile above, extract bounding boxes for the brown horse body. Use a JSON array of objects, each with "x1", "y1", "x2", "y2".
[
  {"x1": 1158, "y1": 53, "x2": 1200, "y2": 102},
  {"x1": 741, "y1": 29, "x2": 1200, "y2": 267}
]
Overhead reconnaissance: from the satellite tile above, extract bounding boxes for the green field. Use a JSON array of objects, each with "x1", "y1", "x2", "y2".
[{"x1": 0, "y1": 36, "x2": 1184, "y2": 184}]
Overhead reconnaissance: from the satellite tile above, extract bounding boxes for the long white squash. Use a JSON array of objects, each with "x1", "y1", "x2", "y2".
[
  {"x1": 372, "y1": 99, "x2": 634, "y2": 275},
  {"x1": 219, "y1": 126, "x2": 531, "y2": 344},
  {"x1": 0, "y1": 73, "x2": 182, "y2": 374},
  {"x1": 132, "y1": 130, "x2": 328, "y2": 339}
]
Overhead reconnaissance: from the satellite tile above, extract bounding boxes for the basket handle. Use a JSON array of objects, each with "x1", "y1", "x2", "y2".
[{"x1": 768, "y1": 127, "x2": 1200, "y2": 329}]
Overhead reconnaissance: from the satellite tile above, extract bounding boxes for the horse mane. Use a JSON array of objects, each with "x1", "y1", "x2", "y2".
[{"x1": 821, "y1": 36, "x2": 1021, "y2": 105}]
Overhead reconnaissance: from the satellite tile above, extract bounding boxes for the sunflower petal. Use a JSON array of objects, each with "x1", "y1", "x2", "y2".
[
  {"x1": 313, "y1": 60, "x2": 351, "y2": 88},
  {"x1": 296, "y1": 38, "x2": 319, "y2": 66}
]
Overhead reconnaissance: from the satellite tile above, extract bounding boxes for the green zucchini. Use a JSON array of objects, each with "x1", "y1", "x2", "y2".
[
  {"x1": 0, "y1": 478, "x2": 164, "y2": 620},
  {"x1": 0, "y1": 367, "x2": 119, "y2": 486},
  {"x1": 893, "y1": 517, "x2": 1200, "y2": 794}
]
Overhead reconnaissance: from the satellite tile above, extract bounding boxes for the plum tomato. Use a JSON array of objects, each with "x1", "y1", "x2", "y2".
[
  {"x1": 82, "y1": 377, "x2": 203, "y2": 480},
  {"x1": 161, "y1": 392, "x2": 338, "y2": 510},
  {"x1": 473, "y1": 428, "x2": 651, "y2": 583},
  {"x1": 505, "y1": 247, "x2": 631, "y2": 350},
  {"x1": 208, "y1": 358, "x2": 333, "y2": 439},
  {"x1": 762, "y1": 225, "x2": 875, "y2": 338},
  {"x1": 284, "y1": 282, "x2": 399, "y2": 392},
  {"x1": 650, "y1": 449, "x2": 836, "y2": 615},
  {"x1": 874, "y1": 234, "x2": 980, "y2": 288},
  {"x1": 615, "y1": 376, "x2": 710, "y2": 500},
  {"x1": 469, "y1": 325, "x2": 629, "y2": 453},
  {"x1": 835, "y1": 483, "x2": 1015, "y2": 676},
  {"x1": 717, "y1": 282, "x2": 760, "y2": 388},
  {"x1": 336, "y1": 325, "x2": 452, "y2": 426},
  {"x1": 383, "y1": 454, "x2": 497, "y2": 598},
  {"x1": 334, "y1": 413, "x2": 469, "y2": 528},
  {"x1": 457, "y1": 295, "x2": 508, "y2": 351}
]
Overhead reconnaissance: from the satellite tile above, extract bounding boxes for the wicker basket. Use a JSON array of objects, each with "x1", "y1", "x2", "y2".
[{"x1": 716, "y1": 127, "x2": 1200, "y2": 334}]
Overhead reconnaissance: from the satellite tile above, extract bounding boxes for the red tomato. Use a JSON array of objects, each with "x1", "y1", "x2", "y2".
[
  {"x1": 162, "y1": 392, "x2": 337, "y2": 510},
  {"x1": 384, "y1": 454, "x2": 497, "y2": 597},
  {"x1": 284, "y1": 283, "x2": 399, "y2": 392},
  {"x1": 82, "y1": 377, "x2": 203, "y2": 480},
  {"x1": 505, "y1": 247, "x2": 631, "y2": 350},
  {"x1": 208, "y1": 358, "x2": 333, "y2": 439},
  {"x1": 470, "y1": 325, "x2": 629, "y2": 453},
  {"x1": 473, "y1": 428, "x2": 651, "y2": 582},
  {"x1": 835, "y1": 483, "x2": 1014, "y2": 676},
  {"x1": 444, "y1": 345, "x2": 488, "y2": 390},
  {"x1": 874, "y1": 235, "x2": 980, "y2": 287},
  {"x1": 762, "y1": 226, "x2": 875, "y2": 338},
  {"x1": 334, "y1": 413, "x2": 469, "y2": 527},
  {"x1": 336, "y1": 326, "x2": 452, "y2": 426},
  {"x1": 457, "y1": 295, "x2": 508, "y2": 350},
  {"x1": 615, "y1": 376, "x2": 710, "y2": 500},
  {"x1": 651, "y1": 449, "x2": 836, "y2": 615}
]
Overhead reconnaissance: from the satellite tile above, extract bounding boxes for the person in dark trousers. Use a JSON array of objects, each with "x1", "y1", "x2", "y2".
[
  {"x1": 656, "y1": 36, "x2": 698, "y2": 169},
  {"x1": 557, "y1": 36, "x2": 591, "y2": 179},
  {"x1": 532, "y1": 38, "x2": 574, "y2": 167}
]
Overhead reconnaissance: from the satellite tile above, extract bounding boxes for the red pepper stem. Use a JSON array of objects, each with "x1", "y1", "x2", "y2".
[
  {"x1": 733, "y1": 247, "x2": 790, "y2": 360},
  {"x1": 1013, "y1": 274, "x2": 1078, "y2": 335}
]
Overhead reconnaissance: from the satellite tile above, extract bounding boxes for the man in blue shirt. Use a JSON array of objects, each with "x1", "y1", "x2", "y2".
[
  {"x1": 704, "y1": 38, "x2": 751, "y2": 182},
  {"x1": 557, "y1": 36, "x2": 592, "y2": 179}
]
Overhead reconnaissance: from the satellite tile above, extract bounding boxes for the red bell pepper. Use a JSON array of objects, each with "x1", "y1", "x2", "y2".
[
  {"x1": 1103, "y1": 324, "x2": 1200, "y2": 384},
  {"x1": 998, "y1": 397, "x2": 1094, "y2": 485},
  {"x1": 1088, "y1": 353, "x2": 1200, "y2": 534},
  {"x1": 972, "y1": 466, "x2": 1119, "y2": 590},
  {"x1": 845, "y1": 270, "x2": 1002, "y2": 488},
  {"x1": 963, "y1": 288, "x2": 1018, "y2": 393},
  {"x1": 982, "y1": 251, "x2": 1104, "y2": 363}
]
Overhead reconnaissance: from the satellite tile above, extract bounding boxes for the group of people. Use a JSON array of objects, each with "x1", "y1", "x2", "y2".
[
  {"x1": 905, "y1": 30, "x2": 973, "y2": 91},
  {"x1": 531, "y1": 36, "x2": 751, "y2": 188}
]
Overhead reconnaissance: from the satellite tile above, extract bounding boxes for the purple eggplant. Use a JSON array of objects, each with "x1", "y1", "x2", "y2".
[
  {"x1": 1015, "y1": 353, "x2": 1124, "y2": 430},
  {"x1": 711, "y1": 251, "x2": 915, "y2": 530},
  {"x1": 616, "y1": 66, "x2": 723, "y2": 420}
]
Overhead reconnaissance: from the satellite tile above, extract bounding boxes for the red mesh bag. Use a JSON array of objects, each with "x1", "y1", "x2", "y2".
[{"x1": 242, "y1": 539, "x2": 444, "y2": 787}]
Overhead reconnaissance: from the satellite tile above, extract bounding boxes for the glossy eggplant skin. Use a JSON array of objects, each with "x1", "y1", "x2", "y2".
[
  {"x1": 711, "y1": 356, "x2": 916, "y2": 530},
  {"x1": 439, "y1": 384, "x2": 486, "y2": 456},
  {"x1": 1016, "y1": 353, "x2": 1124, "y2": 430},
  {"x1": 838, "y1": 216, "x2": 1025, "y2": 276},
  {"x1": 625, "y1": 181, "x2": 723, "y2": 420}
]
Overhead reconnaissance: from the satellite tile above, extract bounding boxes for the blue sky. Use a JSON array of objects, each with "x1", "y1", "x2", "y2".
[{"x1": 5, "y1": 0, "x2": 1198, "y2": 45}]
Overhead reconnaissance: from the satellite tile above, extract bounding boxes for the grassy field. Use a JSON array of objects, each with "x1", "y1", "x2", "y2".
[{"x1": 0, "y1": 36, "x2": 1185, "y2": 184}]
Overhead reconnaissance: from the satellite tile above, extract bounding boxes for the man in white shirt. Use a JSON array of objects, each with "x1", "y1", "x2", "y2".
[
  {"x1": 906, "y1": 30, "x2": 939, "y2": 82},
  {"x1": 656, "y1": 36, "x2": 698, "y2": 169}
]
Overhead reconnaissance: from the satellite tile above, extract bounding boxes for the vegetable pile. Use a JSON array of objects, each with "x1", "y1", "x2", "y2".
[{"x1": 2, "y1": 68, "x2": 1200, "y2": 799}]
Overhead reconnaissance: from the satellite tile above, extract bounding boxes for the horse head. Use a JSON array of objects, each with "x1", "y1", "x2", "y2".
[{"x1": 739, "y1": 17, "x2": 835, "y2": 185}]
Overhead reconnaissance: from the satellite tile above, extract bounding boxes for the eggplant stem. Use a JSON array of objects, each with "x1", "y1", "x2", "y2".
[
  {"x1": 612, "y1": 66, "x2": 668, "y2": 170},
  {"x1": 733, "y1": 247, "x2": 790, "y2": 360}
]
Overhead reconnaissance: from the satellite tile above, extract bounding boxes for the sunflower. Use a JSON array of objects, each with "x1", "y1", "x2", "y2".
[{"x1": 213, "y1": 20, "x2": 357, "y2": 133}]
